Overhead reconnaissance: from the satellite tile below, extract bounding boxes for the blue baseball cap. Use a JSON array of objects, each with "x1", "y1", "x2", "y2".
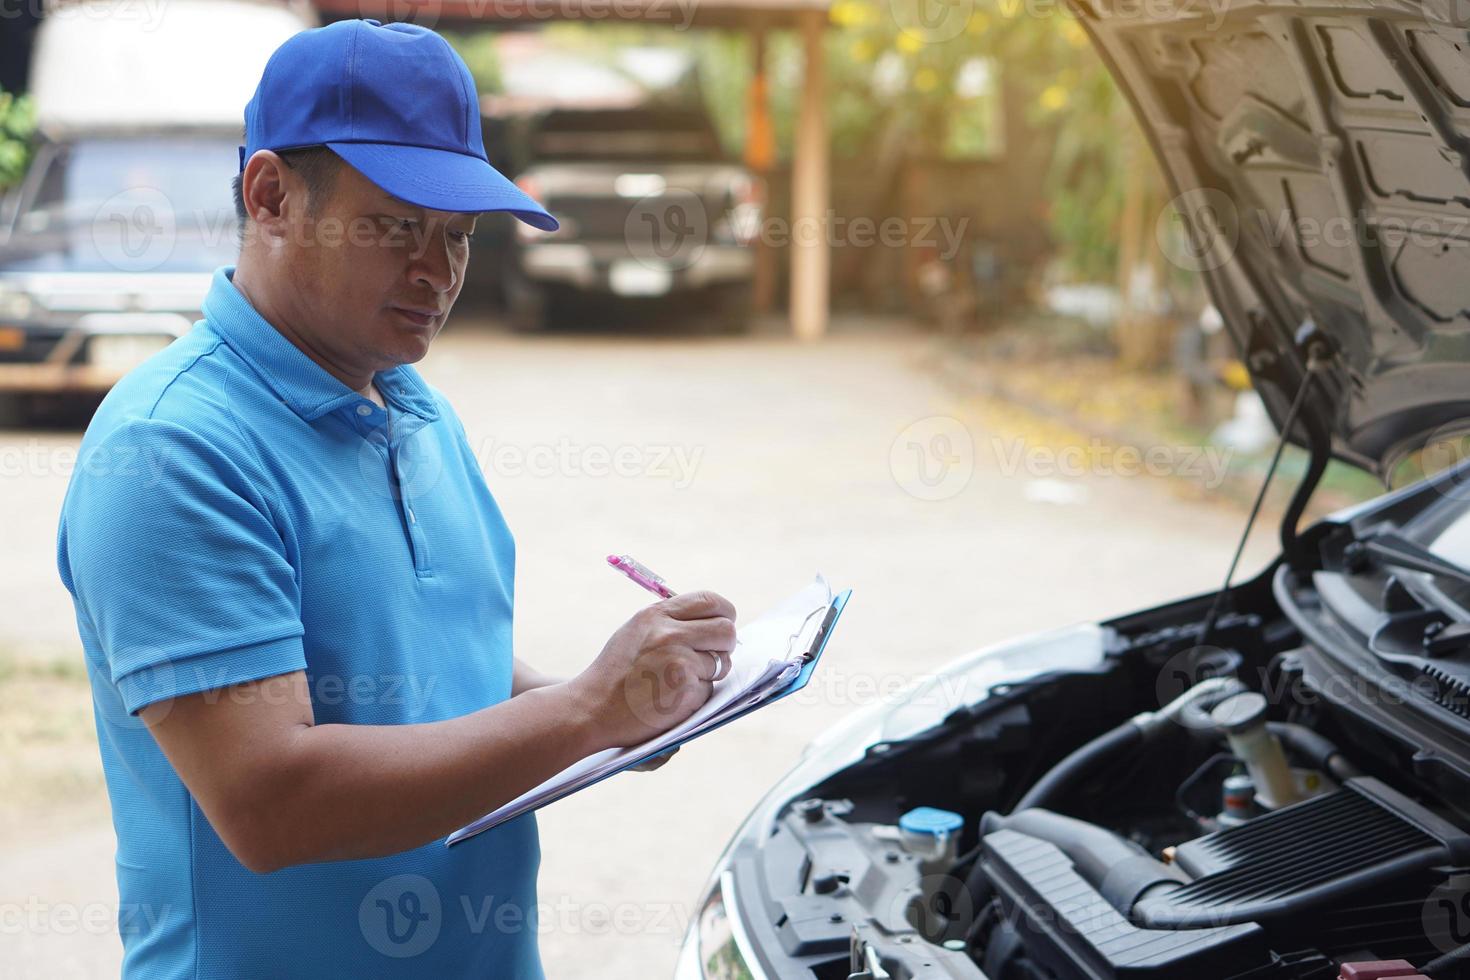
[{"x1": 240, "y1": 19, "x2": 558, "y2": 231}]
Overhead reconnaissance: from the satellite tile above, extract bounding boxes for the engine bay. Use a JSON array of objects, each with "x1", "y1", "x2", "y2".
[{"x1": 723, "y1": 536, "x2": 1470, "y2": 980}]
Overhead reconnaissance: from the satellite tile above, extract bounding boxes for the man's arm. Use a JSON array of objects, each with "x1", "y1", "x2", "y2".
[{"x1": 143, "y1": 591, "x2": 735, "y2": 874}]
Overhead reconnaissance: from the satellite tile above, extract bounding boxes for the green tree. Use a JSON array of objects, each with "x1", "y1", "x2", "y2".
[{"x1": 0, "y1": 89, "x2": 36, "y2": 190}]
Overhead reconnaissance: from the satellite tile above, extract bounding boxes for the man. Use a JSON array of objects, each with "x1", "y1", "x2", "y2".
[{"x1": 55, "y1": 19, "x2": 736, "y2": 978}]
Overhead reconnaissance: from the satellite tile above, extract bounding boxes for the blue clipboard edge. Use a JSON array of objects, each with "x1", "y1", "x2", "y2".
[{"x1": 447, "y1": 588, "x2": 851, "y2": 847}]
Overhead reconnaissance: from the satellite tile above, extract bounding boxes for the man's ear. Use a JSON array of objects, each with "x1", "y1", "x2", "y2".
[{"x1": 240, "y1": 151, "x2": 293, "y2": 240}]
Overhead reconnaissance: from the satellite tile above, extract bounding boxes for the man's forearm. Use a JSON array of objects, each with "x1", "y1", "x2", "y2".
[{"x1": 168, "y1": 677, "x2": 606, "y2": 873}]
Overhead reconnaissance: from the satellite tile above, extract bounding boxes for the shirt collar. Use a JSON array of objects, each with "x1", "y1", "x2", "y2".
[{"x1": 202, "y1": 266, "x2": 441, "y2": 423}]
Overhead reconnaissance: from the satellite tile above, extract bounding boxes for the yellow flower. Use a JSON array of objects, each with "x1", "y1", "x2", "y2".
[
  {"x1": 851, "y1": 39, "x2": 875, "y2": 61},
  {"x1": 896, "y1": 31, "x2": 924, "y2": 54},
  {"x1": 1221, "y1": 360, "x2": 1252, "y2": 390},
  {"x1": 830, "y1": 0, "x2": 875, "y2": 26},
  {"x1": 966, "y1": 11, "x2": 991, "y2": 34},
  {"x1": 1039, "y1": 84, "x2": 1068, "y2": 111},
  {"x1": 1061, "y1": 18, "x2": 1088, "y2": 48},
  {"x1": 914, "y1": 67, "x2": 939, "y2": 91}
]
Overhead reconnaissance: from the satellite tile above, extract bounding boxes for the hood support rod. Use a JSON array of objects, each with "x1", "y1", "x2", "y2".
[{"x1": 1199, "y1": 344, "x2": 1330, "y2": 649}]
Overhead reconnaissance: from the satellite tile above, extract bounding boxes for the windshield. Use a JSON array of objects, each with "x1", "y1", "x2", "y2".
[{"x1": 3, "y1": 135, "x2": 240, "y2": 273}]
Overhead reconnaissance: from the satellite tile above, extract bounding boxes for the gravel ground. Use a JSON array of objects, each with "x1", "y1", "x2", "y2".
[{"x1": 0, "y1": 314, "x2": 1280, "y2": 978}]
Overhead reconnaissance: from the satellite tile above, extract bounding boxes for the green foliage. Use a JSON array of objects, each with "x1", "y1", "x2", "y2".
[
  {"x1": 440, "y1": 30, "x2": 504, "y2": 93},
  {"x1": 0, "y1": 89, "x2": 36, "y2": 190},
  {"x1": 478, "y1": 9, "x2": 1168, "y2": 282},
  {"x1": 689, "y1": 1, "x2": 1167, "y2": 280}
]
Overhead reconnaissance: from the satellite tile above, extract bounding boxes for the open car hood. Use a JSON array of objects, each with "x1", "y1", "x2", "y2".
[{"x1": 1078, "y1": 0, "x2": 1470, "y2": 476}]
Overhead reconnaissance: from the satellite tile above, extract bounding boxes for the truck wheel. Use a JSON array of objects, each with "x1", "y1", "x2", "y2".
[
  {"x1": 505, "y1": 275, "x2": 550, "y2": 333},
  {"x1": 707, "y1": 282, "x2": 754, "y2": 335},
  {"x1": 0, "y1": 393, "x2": 30, "y2": 429}
]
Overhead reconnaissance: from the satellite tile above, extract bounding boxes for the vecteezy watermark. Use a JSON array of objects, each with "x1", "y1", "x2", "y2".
[
  {"x1": 357, "y1": 878, "x2": 697, "y2": 959},
  {"x1": 890, "y1": 415, "x2": 976, "y2": 502},
  {"x1": 475, "y1": 438, "x2": 704, "y2": 490},
  {"x1": 788, "y1": 666, "x2": 976, "y2": 712},
  {"x1": 85, "y1": 186, "x2": 483, "y2": 274},
  {"x1": 1157, "y1": 188, "x2": 1470, "y2": 273},
  {"x1": 0, "y1": 439, "x2": 169, "y2": 483},
  {"x1": 623, "y1": 194, "x2": 971, "y2": 273},
  {"x1": 360, "y1": 875, "x2": 442, "y2": 958},
  {"x1": 0, "y1": 898, "x2": 174, "y2": 936},
  {"x1": 1, "y1": 0, "x2": 169, "y2": 30},
  {"x1": 991, "y1": 436, "x2": 1234, "y2": 488},
  {"x1": 1424, "y1": 875, "x2": 1470, "y2": 954}
]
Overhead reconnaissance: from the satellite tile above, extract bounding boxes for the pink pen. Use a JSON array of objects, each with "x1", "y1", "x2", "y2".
[{"x1": 607, "y1": 554, "x2": 678, "y2": 599}]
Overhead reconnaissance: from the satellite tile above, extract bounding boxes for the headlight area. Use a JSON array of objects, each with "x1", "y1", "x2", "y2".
[
  {"x1": 672, "y1": 624, "x2": 1113, "y2": 979},
  {"x1": 675, "y1": 871, "x2": 767, "y2": 980}
]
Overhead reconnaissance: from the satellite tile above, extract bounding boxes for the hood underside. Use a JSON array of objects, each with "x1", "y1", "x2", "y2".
[{"x1": 1077, "y1": 0, "x2": 1470, "y2": 476}]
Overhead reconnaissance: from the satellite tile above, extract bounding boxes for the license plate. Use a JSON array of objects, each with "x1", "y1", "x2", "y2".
[
  {"x1": 88, "y1": 334, "x2": 172, "y2": 371},
  {"x1": 609, "y1": 261, "x2": 672, "y2": 297},
  {"x1": 0, "y1": 327, "x2": 23, "y2": 351}
]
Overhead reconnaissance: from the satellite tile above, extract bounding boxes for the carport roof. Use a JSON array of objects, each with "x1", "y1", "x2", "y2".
[{"x1": 312, "y1": 0, "x2": 830, "y2": 29}]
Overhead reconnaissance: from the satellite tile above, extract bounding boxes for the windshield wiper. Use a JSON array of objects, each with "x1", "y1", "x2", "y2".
[{"x1": 1356, "y1": 530, "x2": 1470, "y2": 589}]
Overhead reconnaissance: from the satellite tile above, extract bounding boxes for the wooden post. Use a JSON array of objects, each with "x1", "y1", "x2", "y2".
[
  {"x1": 789, "y1": 8, "x2": 829, "y2": 341},
  {"x1": 745, "y1": 28, "x2": 778, "y2": 314}
]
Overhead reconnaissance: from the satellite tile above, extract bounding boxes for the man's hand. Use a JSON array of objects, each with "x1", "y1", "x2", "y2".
[{"x1": 569, "y1": 591, "x2": 737, "y2": 749}]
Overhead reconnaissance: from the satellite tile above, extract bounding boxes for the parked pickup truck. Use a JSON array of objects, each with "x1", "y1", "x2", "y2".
[
  {"x1": 0, "y1": 0, "x2": 309, "y2": 420},
  {"x1": 481, "y1": 39, "x2": 763, "y2": 332}
]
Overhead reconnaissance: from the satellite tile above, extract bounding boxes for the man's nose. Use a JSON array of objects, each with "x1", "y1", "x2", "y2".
[{"x1": 408, "y1": 230, "x2": 458, "y2": 293}]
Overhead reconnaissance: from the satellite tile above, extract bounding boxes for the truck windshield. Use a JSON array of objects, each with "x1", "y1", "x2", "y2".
[{"x1": 5, "y1": 135, "x2": 240, "y2": 272}]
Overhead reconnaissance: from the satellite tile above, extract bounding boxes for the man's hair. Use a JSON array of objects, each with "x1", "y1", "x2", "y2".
[{"x1": 232, "y1": 145, "x2": 343, "y2": 230}]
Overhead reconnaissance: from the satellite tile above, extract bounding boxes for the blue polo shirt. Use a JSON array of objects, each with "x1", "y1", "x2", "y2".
[{"x1": 56, "y1": 267, "x2": 544, "y2": 979}]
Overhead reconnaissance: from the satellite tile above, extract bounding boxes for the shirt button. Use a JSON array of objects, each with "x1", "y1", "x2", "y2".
[{"x1": 356, "y1": 404, "x2": 372, "y2": 417}]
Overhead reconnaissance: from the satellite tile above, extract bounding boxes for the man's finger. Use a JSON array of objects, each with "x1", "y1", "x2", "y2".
[
  {"x1": 673, "y1": 615, "x2": 738, "y2": 653},
  {"x1": 661, "y1": 590, "x2": 737, "y2": 623},
  {"x1": 677, "y1": 650, "x2": 722, "y2": 683}
]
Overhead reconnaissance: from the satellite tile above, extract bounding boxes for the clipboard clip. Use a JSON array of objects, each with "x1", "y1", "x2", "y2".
[{"x1": 802, "y1": 602, "x2": 841, "y2": 663}]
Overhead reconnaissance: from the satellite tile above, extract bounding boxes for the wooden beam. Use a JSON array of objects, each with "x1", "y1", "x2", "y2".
[
  {"x1": 745, "y1": 29, "x2": 778, "y2": 314},
  {"x1": 789, "y1": 8, "x2": 829, "y2": 341}
]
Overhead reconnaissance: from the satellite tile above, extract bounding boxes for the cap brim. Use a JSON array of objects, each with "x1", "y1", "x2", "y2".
[{"x1": 326, "y1": 141, "x2": 559, "y2": 232}]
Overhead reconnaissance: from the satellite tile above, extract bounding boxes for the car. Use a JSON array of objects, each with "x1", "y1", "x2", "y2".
[
  {"x1": 674, "y1": 0, "x2": 1470, "y2": 977},
  {"x1": 477, "y1": 36, "x2": 762, "y2": 332},
  {"x1": 0, "y1": 0, "x2": 308, "y2": 421}
]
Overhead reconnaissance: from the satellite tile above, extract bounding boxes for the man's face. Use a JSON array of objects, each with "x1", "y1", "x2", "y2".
[{"x1": 280, "y1": 161, "x2": 480, "y2": 375}]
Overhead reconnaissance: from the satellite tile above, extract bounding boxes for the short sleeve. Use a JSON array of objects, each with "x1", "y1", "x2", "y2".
[{"x1": 58, "y1": 417, "x2": 306, "y2": 715}]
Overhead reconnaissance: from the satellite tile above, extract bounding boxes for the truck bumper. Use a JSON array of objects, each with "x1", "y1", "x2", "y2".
[
  {"x1": 520, "y1": 243, "x2": 754, "y2": 295},
  {"x1": 0, "y1": 362, "x2": 126, "y2": 394}
]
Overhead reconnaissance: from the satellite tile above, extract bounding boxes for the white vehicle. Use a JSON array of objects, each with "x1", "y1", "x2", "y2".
[{"x1": 0, "y1": 0, "x2": 311, "y2": 416}]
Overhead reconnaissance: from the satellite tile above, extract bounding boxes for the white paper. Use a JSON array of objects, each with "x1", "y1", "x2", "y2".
[{"x1": 447, "y1": 576, "x2": 834, "y2": 846}]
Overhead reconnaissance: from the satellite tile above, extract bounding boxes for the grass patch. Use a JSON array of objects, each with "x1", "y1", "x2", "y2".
[{"x1": 0, "y1": 648, "x2": 105, "y2": 835}]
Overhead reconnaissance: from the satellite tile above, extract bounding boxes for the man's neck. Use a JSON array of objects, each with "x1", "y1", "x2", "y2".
[
  {"x1": 230, "y1": 262, "x2": 376, "y2": 393},
  {"x1": 359, "y1": 381, "x2": 386, "y2": 409}
]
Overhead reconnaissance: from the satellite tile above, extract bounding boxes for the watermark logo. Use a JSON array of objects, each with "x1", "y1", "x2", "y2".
[
  {"x1": 889, "y1": 0, "x2": 976, "y2": 44},
  {"x1": 360, "y1": 874, "x2": 442, "y2": 958},
  {"x1": 356, "y1": 424, "x2": 447, "y2": 502},
  {"x1": 890, "y1": 416, "x2": 975, "y2": 501},
  {"x1": 1157, "y1": 188, "x2": 1238, "y2": 273},
  {"x1": 92, "y1": 188, "x2": 177, "y2": 274},
  {"x1": 1424, "y1": 875, "x2": 1470, "y2": 954},
  {"x1": 624, "y1": 188, "x2": 709, "y2": 272}
]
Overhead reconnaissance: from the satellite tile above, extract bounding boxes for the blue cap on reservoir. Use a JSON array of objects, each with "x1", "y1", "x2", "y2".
[{"x1": 899, "y1": 806, "x2": 964, "y2": 837}]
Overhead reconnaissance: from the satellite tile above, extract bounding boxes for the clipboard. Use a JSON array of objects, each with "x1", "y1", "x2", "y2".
[{"x1": 446, "y1": 588, "x2": 850, "y2": 846}]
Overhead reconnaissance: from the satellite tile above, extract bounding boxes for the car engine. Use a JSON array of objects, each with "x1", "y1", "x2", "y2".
[{"x1": 730, "y1": 553, "x2": 1470, "y2": 980}]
